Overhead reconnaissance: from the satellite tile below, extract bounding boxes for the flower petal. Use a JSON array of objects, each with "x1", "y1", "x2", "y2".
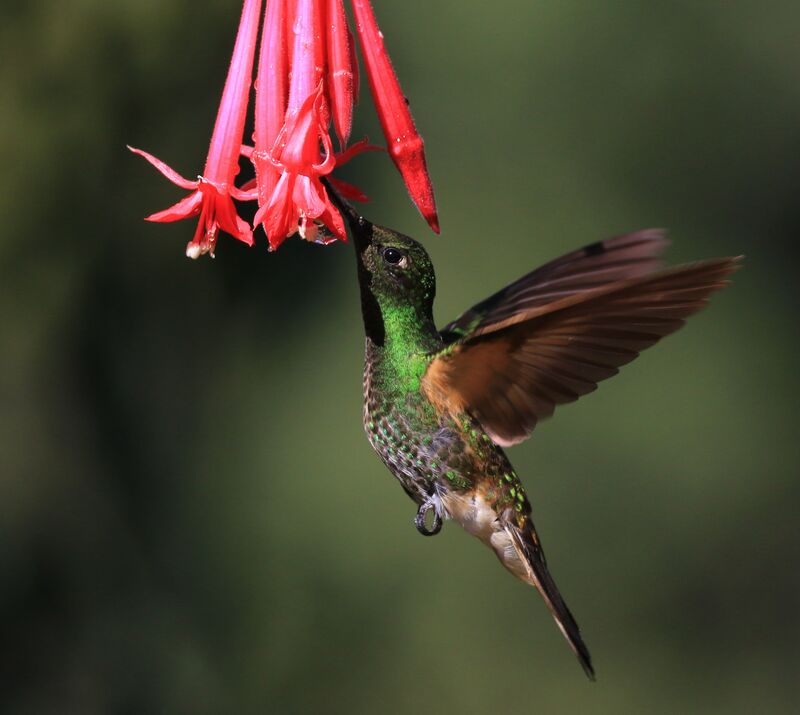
[
  {"x1": 128, "y1": 145, "x2": 198, "y2": 190},
  {"x1": 260, "y1": 172, "x2": 300, "y2": 248},
  {"x1": 230, "y1": 183, "x2": 260, "y2": 201},
  {"x1": 275, "y1": 84, "x2": 332, "y2": 173},
  {"x1": 335, "y1": 138, "x2": 382, "y2": 166},
  {"x1": 292, "y1": 175, "x2": 327, "y2": 218},
  {"x1": 145, "y1": 190, "x2": 204, "y2": 222},
  {"x1": 318, "y1": 191, "x2": 346, "y2": 242},
  {"x1": 312, "y1": 89, "x2": 336, "y2": 174},
  {"x1": 328, "y1": 176, "x2": 369, "y2": 203},
  {"x1": 214, "y1": 192, "x2": 255, "y2": 246}
]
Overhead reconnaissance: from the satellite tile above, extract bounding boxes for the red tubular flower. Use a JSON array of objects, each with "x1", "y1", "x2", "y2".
[
  {"x1": 129, "y1": 0, "x2": 262, "y2": 258},
  {"x1": 351, "y1": 0, "x2": 440, "y2": 233},
  {"x1": 326, "y1": 0, "x2": 355, "y2": 147},
  {"x1": 133, "y1": 0, "x2": 438, "y2": 256},
  {"x1": 252, "y1": 0, "x2": 288, "y2": 211},
  {"x1": 254, "y1": 0, "x2": 348, "y2": 248},
  {"x1": 255, "y1": 85, "x2": 344, "y2": 248},
  {"x1": 286, "y1": 0, "x2": 324, "y2": 115}
]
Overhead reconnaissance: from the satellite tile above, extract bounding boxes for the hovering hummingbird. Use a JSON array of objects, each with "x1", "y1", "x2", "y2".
[{"x1": 335, "y1": 195, "x2": 739, "y2": 678}]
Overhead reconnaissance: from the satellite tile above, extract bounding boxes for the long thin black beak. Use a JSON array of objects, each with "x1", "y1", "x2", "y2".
[
  {"x1": 323, "y1": 178, "x2": 373, "y2": 252},
  {"x1": 323, "y1": 179, "x2": 384, "y2": 344}
]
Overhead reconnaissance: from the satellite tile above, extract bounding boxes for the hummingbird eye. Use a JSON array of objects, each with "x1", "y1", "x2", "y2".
[{"x1": 382, "y1": 247, "x2": 404, "y2": 266}]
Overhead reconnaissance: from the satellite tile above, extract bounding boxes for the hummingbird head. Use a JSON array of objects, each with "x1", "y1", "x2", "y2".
[
  {"x1": 323, "y1": 180, "x2": 438, "y2": 346},
  {"x1": 356, "y1": 224, "x2": 436, "y2": 308},
  {"x1": 332, "y1": 193, "x2": 437, "y2": 346},
  {"x1": 354, "y1": 222, "x2": 437, "y2": 347}
]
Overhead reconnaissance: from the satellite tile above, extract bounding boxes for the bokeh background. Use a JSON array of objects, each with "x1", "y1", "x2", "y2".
[{"x1": 2, "y1": 0, "x2": 799, "y2": 712}]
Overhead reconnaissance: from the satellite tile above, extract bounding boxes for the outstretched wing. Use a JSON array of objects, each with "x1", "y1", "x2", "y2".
[
  {"x1": 439, "y1": 229, "x2": 669, "y2": 343},
  {"x1": 424, "y1": 240, "x2": 740, "y2": 446}
]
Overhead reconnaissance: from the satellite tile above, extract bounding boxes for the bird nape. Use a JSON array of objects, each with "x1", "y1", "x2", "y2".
[{"x1": 329, "y1": 191, "x2": 740, "y2": 680}]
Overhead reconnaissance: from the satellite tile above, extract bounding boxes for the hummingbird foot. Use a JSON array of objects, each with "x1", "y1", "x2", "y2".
[{"x1": 414, "y1": 486, "x2": 445, "y2": 537}]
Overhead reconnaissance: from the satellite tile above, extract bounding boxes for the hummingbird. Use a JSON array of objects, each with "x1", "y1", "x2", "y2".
[{"x1": 335, "y1": 195, "x2": 739, "y2": 678}]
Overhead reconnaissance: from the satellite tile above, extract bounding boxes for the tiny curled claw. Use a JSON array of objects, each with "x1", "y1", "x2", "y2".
[{"x1": 415, "y1": 500, "x2": 442, "y2": 537}]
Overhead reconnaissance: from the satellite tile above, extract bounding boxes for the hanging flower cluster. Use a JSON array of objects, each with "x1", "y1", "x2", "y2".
[{"x1": 130, "y1": 0, "x2": 438, "y2": 258}]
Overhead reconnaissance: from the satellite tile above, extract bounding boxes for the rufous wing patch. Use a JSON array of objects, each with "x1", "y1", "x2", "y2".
[
  {"x1": 421, "y1": 339, "x2": 515, "y2": 421},
  {"x1": 428, "y1": 257, "x2": 740, "y2": 447}
]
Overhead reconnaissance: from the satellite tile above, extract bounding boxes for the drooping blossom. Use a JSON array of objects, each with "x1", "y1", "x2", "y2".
[
  {"x1": 351, "y1": 0, "x2": 439, "y2": 233},
  {"x1": 251, "y1": 0, "x2": 288, "y2": 213},
  {"x1": 129, "y1": 0, "x2": 262, "y2": 258},
  {"x1": 131, "y1": 0, "x2": 439, "y2": 257},
  {"x1": 255, "y1": 84, "x2": 345, "y2": 246},
  {"x1": 253, "y1": 0, "x2": 336, "y2": 248}
]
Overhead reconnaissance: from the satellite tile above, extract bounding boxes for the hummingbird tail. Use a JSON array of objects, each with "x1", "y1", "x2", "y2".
[{"x1": 508, "y1": 525, "x2": 595, "y2": 680}]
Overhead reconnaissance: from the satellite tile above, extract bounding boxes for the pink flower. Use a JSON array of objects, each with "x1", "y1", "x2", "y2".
[
  {"x1": 132, "y1": 0, "x2": 439, "y2": 257},
  {"x1": 253, "y1": 0, "x2": 339, "y2": 247},
  {"x1": 251, "y1": 0, "x2": 288, "y2": 214},
  {"x1": 326, "y1": 0, "x2": 356, "y2": 147},
  {"x1": 255, "y1": 85, "x2": 344, "y2": 247},
  {"x1": 129, "y1": 0, "x2": 262, "y2": 258},
  {"x1": 252, "y1": 0, "x2": 436, "y2": 246}
]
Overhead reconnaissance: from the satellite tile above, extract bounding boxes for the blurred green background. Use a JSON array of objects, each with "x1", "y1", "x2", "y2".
[{"x1": 2, "y1": 0, "x2": 799, "y2": 712}]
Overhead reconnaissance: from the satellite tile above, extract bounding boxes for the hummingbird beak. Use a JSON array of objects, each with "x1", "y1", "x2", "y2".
[
  {"x1": 322, "y1": 178, "x2": 373, "y2": 253},
  {"x1": 323, "y1": 179, "x2": 386, "y2": 345}
]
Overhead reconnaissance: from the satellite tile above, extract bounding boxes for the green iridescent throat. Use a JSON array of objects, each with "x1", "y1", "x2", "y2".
[{"x1": 371, "y1": 301, "x2": 438, "y2": 394}]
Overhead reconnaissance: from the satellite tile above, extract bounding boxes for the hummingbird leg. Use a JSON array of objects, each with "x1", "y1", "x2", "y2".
[
  {"x1": 414, "y1": 486, "x2": 444, "y2": 537},
  {"x1": 415, "y1": 502, "x2": 442, "y2": 536}
]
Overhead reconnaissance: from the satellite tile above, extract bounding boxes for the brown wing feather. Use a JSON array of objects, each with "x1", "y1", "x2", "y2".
[
  {"x1": 423, "y1": 257, "x2": 741, "y2": 446},
  {"x1": 440, "y1": 229, "x2": 669, "y2": 342}
]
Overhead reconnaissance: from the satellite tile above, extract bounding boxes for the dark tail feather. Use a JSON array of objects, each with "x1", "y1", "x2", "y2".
[{"x1": 508, "y1": 527, "x2": 595, "y2": 680}]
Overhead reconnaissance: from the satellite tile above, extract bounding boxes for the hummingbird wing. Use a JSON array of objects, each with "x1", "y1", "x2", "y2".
[
  {"x1": 423, "y1": 252, "x2": 740, "y2": 446},
  {"x1": 439, "y1": 229, "x2": 669, "y2": 343}
]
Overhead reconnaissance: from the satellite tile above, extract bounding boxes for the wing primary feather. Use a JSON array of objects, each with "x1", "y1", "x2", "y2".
[
  {"x1": 440, "y1": 230, "x2": 670, "y2": 342},
  {"x1": 423, "y1": 255, "x2": 740, "y2": 445}
]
